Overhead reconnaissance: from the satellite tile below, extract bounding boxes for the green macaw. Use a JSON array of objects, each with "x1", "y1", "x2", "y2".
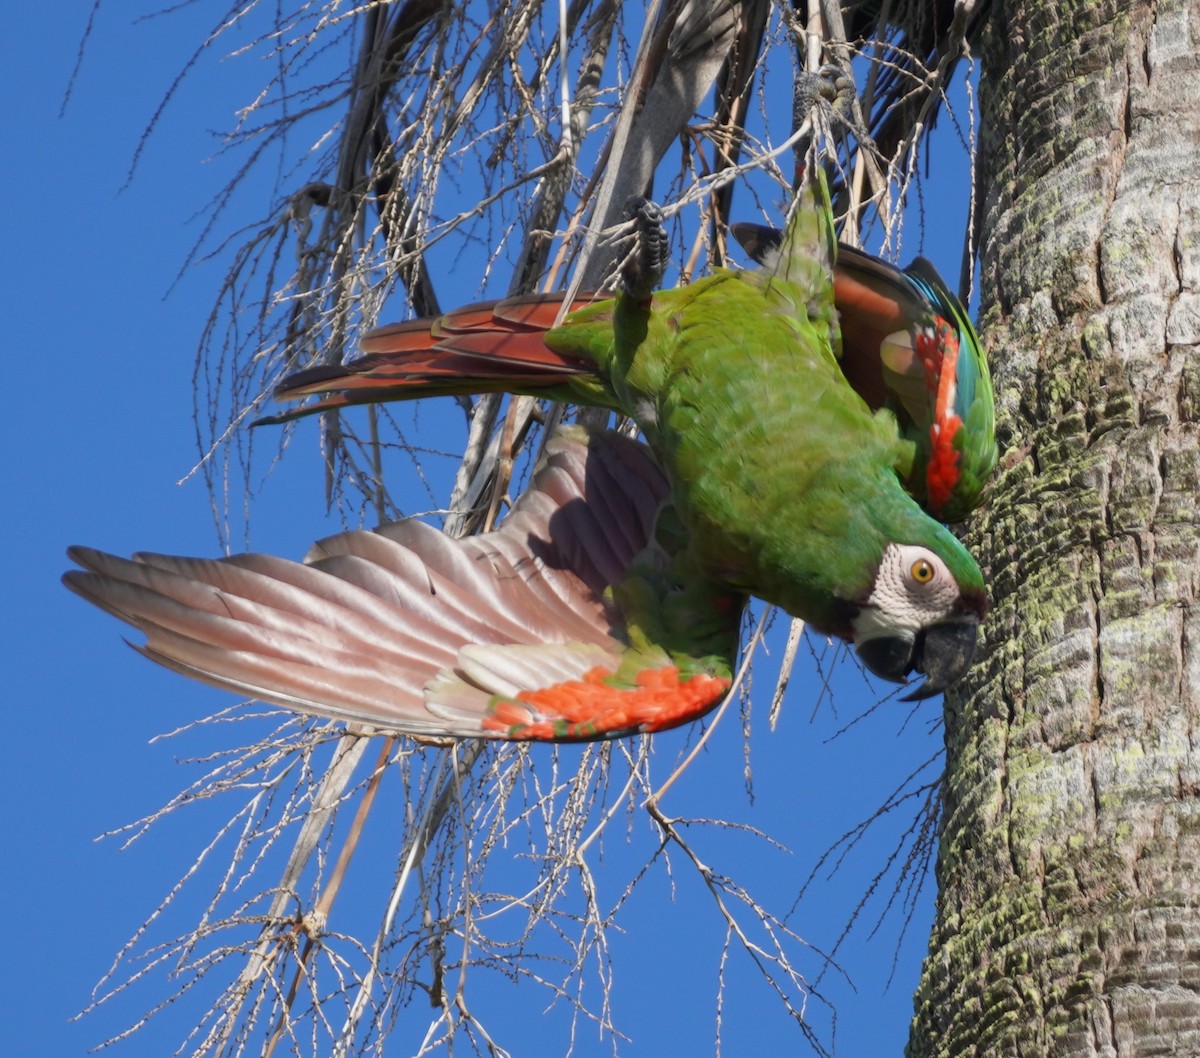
[{"x1": 65, "y1": 173, "x2": 992, "y2": 742}]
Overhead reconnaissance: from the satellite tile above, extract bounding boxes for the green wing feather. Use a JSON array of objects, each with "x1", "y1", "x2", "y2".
[
  {"x1": 898, "y1": 258, "x2": 998, "y2": 522},
  {"x1": 730, "y1": 228, "x2": 999, "y2": 523}
]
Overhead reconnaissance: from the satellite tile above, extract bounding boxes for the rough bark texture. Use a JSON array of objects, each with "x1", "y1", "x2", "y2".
[{"x1": 909, "y1": 1, "x2": 1200, "y2": 1055}]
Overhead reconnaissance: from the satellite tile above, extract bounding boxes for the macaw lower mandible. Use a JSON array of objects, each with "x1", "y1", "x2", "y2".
[{"x1": 65, "y1": 167, "x2": 992, "y2": 742}]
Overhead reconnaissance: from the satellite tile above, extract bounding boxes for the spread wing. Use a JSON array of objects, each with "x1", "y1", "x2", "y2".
[{"x1": 65, "y1": 430, "x2": 736, "y2": 742}]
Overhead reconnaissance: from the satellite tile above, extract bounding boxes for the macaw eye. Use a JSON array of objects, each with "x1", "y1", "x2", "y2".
[{"x1": 911, "y1": 559, "x2": 935, "y2": 584}]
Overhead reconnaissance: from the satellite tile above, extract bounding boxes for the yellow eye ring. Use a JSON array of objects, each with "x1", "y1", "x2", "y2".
[{"x1": 911, "y1": 559, "x2": 935, "y2": 584}]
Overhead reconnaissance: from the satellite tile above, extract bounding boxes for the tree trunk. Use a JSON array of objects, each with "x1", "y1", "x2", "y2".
[{"x1": 909, "y1": 1, "x2": 1200, "y2": 1054}]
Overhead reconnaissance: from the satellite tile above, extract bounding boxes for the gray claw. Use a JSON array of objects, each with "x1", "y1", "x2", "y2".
[{"x1": 620, "y1": 197, "x2": 669, "y2": 299}]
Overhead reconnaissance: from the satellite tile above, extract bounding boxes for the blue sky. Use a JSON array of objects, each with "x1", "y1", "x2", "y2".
[{"x1": 6, "y1": 6, "x2": 980, "y2": 1056}]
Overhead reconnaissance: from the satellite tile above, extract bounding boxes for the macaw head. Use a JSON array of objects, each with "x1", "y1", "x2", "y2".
[{"x1": 850, "y1": 540, "x2": 988, "y2": 701}]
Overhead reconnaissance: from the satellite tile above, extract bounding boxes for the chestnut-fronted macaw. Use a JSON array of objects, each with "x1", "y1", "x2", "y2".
[{"x1": 66, "y1": 173, "x2": 992, "y2": 742}]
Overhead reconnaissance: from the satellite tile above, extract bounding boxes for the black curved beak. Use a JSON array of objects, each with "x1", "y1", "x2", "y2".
[{"x1": 854, "y1": 616, "x2": 979, "y2": 701}]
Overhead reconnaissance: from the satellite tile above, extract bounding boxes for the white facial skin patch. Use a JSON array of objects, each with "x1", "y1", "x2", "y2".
[{"x1": 861, "y1": 543, "x2": 960, "y2": 633}]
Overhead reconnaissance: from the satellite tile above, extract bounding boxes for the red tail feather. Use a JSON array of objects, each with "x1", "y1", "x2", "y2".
[{"x1": 273, "y1": 293, "x2": 606, "y2": 410}]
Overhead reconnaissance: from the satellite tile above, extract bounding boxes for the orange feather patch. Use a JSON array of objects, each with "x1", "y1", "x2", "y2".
[
  {"x1": 918, "y1": 320, "x2": 963, "y2": 514},
  {"x1": 483, "y1": 665, "x2": 731, "y2": 740}
]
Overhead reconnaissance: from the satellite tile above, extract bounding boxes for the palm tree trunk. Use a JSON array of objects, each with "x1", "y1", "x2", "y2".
[{"x1": 910, "y1": 0, "x2": 1200, "y2": 1053}]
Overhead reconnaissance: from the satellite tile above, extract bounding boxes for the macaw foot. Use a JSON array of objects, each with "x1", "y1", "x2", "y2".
[
  {"x1": 481, "y1": 663, "x2": 732, "y2": 741},
  {"x1": 793, "y1": 64, "x2": 856, "y2": 127},
  {"x1": 792, "y1": 64, "x2": 858, "y2": 180},
  {"x1": 619, "y1": 197, "x2": 669, "y2": 302}
]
